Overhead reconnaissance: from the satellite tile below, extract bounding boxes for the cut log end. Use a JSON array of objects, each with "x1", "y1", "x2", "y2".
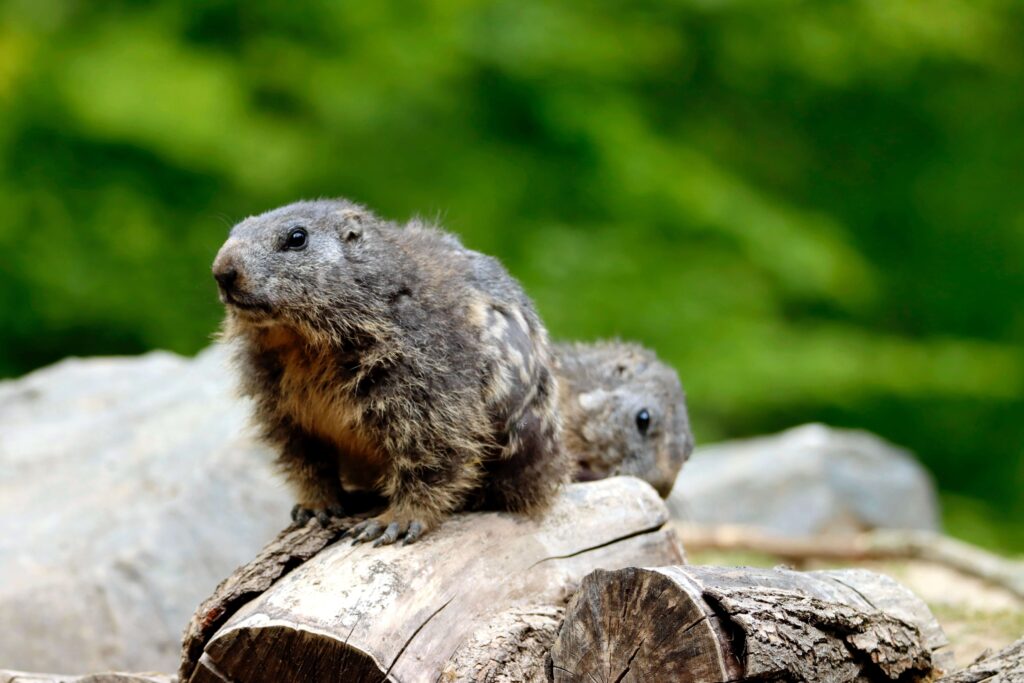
[
  {"x1": 177, "y1": 510, "x2": 378, "y2": 682},
  {"x1": 549, "y1": 566, "x2": 741, "y2": 683},
  {"x1": 550, "y1": 565, "x2": 950, "y2": 683},
  {"x1": 191, "y1": 628, "x2": 384, "y2": 683}
]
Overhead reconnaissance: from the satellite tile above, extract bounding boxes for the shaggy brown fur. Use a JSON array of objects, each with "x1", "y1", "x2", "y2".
[
  {"x1": 554, "y1": 340, "x2": 694, "y2": 498},
  {"x1": 213, "y1": 199, "x2": 566, "y2": 545}
]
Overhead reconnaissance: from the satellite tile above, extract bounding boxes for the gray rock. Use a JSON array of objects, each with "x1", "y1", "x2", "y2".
[
  {"x1": 667, "y1": 423, "x2": 941, "y2": 535},
  {"x1": 0, "y1": 347, "x2": 291, "y2": 673}
]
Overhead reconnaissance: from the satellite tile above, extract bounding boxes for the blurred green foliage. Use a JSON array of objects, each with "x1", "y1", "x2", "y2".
[{"x1": 1, "y1": 1, "x2": 1022, "y2": 549}]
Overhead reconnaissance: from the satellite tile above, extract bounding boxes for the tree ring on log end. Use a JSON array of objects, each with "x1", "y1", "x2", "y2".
[
  {"x1": 194, "y1": 625, "x2": 386, "y2": 683},
  {"x1": 549, "y1": 567, "x2": 740, "y2": 682}
]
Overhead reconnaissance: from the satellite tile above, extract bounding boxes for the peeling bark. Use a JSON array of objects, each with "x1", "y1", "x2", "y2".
[
  {"x1": 437, "y1": 605, "x2": 564, "y2": 683},
  {"x1": 550, "y1": 565, "x2": 950, "y2": 682},
  {"x1": 937, "y1": 636, "x2": 1024, "y2": 683},
  {"x1": 677, "y1": 523, "x2": 1024, "y2": 600},
  {"x1": 183, "y1": 477, "x2": 682, "y2": 683}
]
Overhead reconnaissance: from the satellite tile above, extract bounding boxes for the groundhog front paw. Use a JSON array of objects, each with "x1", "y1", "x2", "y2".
[
  {"x1": 349, "y1": 515, "x2": 428, "y2": 547},
  {"x1": 291, "y1": 503, "x2": 347, "y2": 526}
]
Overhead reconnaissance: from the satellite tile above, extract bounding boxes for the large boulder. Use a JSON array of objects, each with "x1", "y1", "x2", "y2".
[
  {"x1": 667, "y1": 423, "x2": 941, "y2": 535},
  {"x1": 0, "y1": 347, "x2": 291, "y2": 673}
]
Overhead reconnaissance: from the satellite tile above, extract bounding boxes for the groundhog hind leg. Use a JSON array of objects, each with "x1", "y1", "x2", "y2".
[{"x1": 485, "y1": 393, "x2": 567, "y2": 515}]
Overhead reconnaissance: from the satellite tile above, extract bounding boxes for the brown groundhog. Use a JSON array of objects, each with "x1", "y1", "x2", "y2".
[
  {"x1": 212, "y1": 199, "x2": 566, "y2": 546},
  {"x1": 555, "y1": 340, "x2": 694, "y2": 497}
]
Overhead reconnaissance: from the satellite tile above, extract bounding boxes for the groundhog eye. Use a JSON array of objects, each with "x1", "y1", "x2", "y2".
[
  {"x1": 635, "y1": 408, "x2": 651, "y2": 434},
  {"x1": 284, "y1": 227, "x2": 308, "y2": 251}
]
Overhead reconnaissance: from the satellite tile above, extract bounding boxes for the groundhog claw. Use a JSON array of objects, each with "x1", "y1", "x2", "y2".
[
  {"x1": 349, "y1": 519, "x2": 383, "y2": 544},
  {"x1": 291, "y1": 504, "x2": 311, "y2": 525},
  {"x1": 291, "y1": 503, "x2": 346, "y2": 526},
  {"x1": 350, "y1": 517, "x2": 427, "y2": 547},
  {"x1": 373, "y1": 522, "x2": 402, "y2": 547},
  {"x1": 403, "y1": 520, "x2": 425, "y2": 545}
]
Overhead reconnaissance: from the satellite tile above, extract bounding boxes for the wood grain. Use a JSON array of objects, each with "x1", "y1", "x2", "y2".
[{"x1": 550, "y1": 564, "x2": 951, "y2": 682}]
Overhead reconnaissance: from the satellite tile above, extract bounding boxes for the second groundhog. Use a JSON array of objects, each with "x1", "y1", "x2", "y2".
[
  {"x1": 555, "y1": 341, "x2": 694, "y2": 497},
  {"x1": 213, "y1": 199, "x2": 566, "y2": 546}
]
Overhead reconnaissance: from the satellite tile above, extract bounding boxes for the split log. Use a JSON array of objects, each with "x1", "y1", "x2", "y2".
[
  {"x1": 183, "y1": 477, "x2": 683, "y2": 683},
  {"x1": 678, "y1": 522, "x2": 1024, "y2": 600},
  {"x1": 937, "y1": 636, "x2": 1024, "y2": 682},
  {"x1": 550, "y1": 565, "x2": 951, "y2": 682}
]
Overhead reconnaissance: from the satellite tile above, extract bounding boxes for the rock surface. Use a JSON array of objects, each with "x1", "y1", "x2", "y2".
[
  {"x1": 667, "y1": 423, "x2": 941, "y2": 535},
  {"x1": 0, "y1": 347, "x2": 291, "y2": 673}
]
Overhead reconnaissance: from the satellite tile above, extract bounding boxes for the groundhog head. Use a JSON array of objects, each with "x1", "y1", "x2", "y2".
[
  {"x1": 212, "y1": 199, "x2": 394, "y2": 337},
  {"x1": 557, "y1": 341, "x2": 694, "y2": 497}
]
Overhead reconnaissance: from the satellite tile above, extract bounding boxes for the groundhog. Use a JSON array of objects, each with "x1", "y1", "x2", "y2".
[
  {"x1": 554, "y1": 340, "x2": 694, "y2": 497},
  {"x1": 212, "y1": 199, "x2": 566, "y2": 546}
]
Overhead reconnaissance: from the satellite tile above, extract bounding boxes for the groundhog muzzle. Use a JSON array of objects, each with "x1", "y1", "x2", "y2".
[{"x1": 212, "y1": 199, "x2": 567, "y2": 546}]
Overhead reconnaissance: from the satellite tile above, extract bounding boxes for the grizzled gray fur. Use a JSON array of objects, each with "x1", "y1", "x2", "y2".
[
  {"x1": 212, "y1": 199, "x2": 567, "y2": 546},
  {"x1": 555, "y1": 340, "x2": 694, "y2": 497}
]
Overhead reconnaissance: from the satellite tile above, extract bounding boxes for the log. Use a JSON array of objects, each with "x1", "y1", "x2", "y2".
[
  {"x1": 937, "y1": 636, "x2": 1024, "y2": 682},
  {"x1": 550, "y1": 565, "x2": 951, "y2": 682},
  {"x1": 183, "y1": 477, "x2": 683, "y2": 683},
  {"x1": 678, "y1": 522, "x2": 1024, "y2": 600},
  {"x1": 179, "y1": 503, "x2": 382, "y2": 682}
]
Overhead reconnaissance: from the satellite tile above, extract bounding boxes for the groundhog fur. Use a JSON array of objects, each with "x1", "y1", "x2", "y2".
[
  {"x1": 213, "y1": 199, "x2": 566, "y2": 546},
  {"x1": 555, "y1": 340, "x2": 694, "y2": 497}
]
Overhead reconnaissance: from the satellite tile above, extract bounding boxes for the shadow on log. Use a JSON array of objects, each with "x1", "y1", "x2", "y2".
[
  {"x1": 550, "y1": 565, "x2": 951, "y2": 682},
  {"x1": 183, "y1": 477, "x2": 682, "y2": 683}
]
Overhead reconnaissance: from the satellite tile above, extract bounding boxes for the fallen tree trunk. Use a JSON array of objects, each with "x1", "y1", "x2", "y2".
[
  {"x1": 182, "y1": 477, "x2": 682, "y2": 683},
  {"x1": 550, "y1": 565, "x2": 951, "y2": 682},
  {"x1": 937, "y1": 636, "x2": 1024, "y2": 682},
  {"x1": 677, "y1": 522, "x2": 1024, "y2": 600}
]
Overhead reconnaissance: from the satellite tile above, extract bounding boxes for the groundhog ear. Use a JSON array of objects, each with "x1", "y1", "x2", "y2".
[
  {"x1": 578, "y1": 389, "x2": 610, "y2": 411},
  {"x1": 335, "y1": 208, "x2": 364, "y2": 242}
]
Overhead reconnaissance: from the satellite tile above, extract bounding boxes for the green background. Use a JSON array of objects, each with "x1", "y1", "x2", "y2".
[{"x1": 1, "y1": 1, "x2": 1022, "y2": 550}]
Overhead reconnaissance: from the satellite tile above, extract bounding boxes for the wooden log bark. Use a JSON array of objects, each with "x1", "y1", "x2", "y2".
[
  {"x1": 178, "y1": 506, "x2": 381, "y2": 682},
  {"x1": 183, "y1": 477, "x2": 683, "y2": 683},
  {"x1": 677, "y1": 522, "x2": 1024, "y2": 600},
  {"x1": 550, "y1": 565, "x2": 951, "y2": 682},
  {"x1": 937, "y1": 636, "x2": 1024, "y2": 682}
]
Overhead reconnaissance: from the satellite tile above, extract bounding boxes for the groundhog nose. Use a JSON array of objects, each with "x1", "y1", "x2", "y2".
[{"x1": 214, "y1": 268, "x2": 238, "y2": 292}]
